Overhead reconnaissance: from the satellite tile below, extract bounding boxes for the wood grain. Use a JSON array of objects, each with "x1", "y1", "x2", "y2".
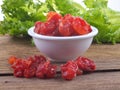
[
  {"x1": 0, "y1": 72, "x2": 120, "y2": 90},
  {"x1": 0, "y1": 35, "x2": 120, "y2": 90},
  {"x1": 0, "y1": 35, "x2": 40, "y2": 74},
  {"x1": 0, "y1": 35, "x2": 120, "y2": 74},
  {"x1": 85, "y1": 44, "x2": 120, "y2": 70}
]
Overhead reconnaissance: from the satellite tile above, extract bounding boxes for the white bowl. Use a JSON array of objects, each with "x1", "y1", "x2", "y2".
[{"x1": 28, "y1": 26, "x2": 98, "y2": 62}]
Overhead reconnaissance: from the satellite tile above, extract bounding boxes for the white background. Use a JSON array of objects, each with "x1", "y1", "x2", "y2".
[{"x1": 0, "y1": 0, "x2": 120, "y2": 21}]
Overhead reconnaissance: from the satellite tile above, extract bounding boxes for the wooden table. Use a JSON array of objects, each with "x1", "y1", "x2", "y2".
[{"x1": 0, "y1": 35, "x2": 120, "y2": 90}]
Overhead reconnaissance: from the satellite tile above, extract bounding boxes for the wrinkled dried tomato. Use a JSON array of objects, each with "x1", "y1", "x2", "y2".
[
  {"x1": 75, "y1": 56, "x2": 96, "y2": 72},
  {"x1": 61, "y1": 60, "x2": 82, "y2": 80},
  {"x1": 9, "y1": 55, "x2": 96, "y2": 80},
  {"x1": 34, "y1": 11, "x2": 92, "y2": 36}
]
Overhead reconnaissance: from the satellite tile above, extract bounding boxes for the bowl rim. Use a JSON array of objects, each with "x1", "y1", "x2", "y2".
[{"x1": 28, "y1": 26, "x2": 98, "y2": 40}]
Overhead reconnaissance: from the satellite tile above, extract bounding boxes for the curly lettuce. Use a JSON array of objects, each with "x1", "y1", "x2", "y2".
[{"x1": 0, "y1": 0, "x2": 120, "y2": 44}]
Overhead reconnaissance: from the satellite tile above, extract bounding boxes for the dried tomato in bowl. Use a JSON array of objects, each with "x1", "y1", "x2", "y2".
[{"x1": 34, "y1": 11, "x2": 92, "y2": 36}]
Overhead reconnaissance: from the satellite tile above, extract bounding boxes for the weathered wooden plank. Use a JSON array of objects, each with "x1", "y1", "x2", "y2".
[
  {"x1": 0, "y1": 35, "x2": 120, "y2": 74},
  {"x1": 85, "y1": 44, "x2": 120, "y2": 70},
  {"x1": 0, "y1": 35, "x2": 40, "y2": 74},
  {"x1": 0, "y1": 72, "x2": 120, "y2": 90}
]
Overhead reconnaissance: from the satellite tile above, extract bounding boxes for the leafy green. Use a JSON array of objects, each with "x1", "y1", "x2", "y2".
[
  {"x1": 0, "y1": 0, "x2": 120, "y2": 44},
  {"x1": 84, "y1": 0, "x2": 108, "y2": 8},
  {"x1": 82, "y1": 0, "x2": 120, "y2": 44},
  {"x1": 0, "y1": 0, "x2": 48, "y2": 37}
]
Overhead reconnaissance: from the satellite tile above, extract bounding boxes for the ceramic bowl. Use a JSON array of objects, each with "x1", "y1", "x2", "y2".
[{"x1": 28, "y1": 26, "x2": 98, "y2": 62}]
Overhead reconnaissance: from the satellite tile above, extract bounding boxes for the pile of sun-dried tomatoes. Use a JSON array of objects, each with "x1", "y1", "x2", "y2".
[
  {"x1": 9, "y1": 55, "x2": 96, "y2": 80},
  {"x1": 34, "y1": 11, "x2": 92, "y2": 36}
]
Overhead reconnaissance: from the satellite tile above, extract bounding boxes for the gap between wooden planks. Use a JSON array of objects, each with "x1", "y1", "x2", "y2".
[
  {"x1": 0, "y1": 35, "x2": 120, "y2": 74},
  {"x1": 0, "y1": 72, "x2": 120, "y2": 90}
]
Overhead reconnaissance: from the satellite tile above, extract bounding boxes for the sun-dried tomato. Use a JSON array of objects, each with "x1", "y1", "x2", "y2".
[{"x1": 75, "y1": 56, "x2": 96, "y2": 72}]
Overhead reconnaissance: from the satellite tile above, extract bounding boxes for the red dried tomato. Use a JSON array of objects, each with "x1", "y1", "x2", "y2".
[
  {"x1": 75, "y1": 56, "x2": 96, "y2": 72},
  {"x1": 36, "y1": 61, "x2": 57, "y2": 79},
  {"x1": 61, "y1": 61, "x2": 78, "y2": 80},
  {"x1": 9, "y1": 55, "x2": 96, "y2": 80},
  {"x1": 58, "y1": 14, "x2": 75, "y2": 36},
  {"x1": 72, "y1": 17, "x2": 92, "y2": 35},
  {"x1": 34, "y1": 12, "x2": 92, "y2": 36}
]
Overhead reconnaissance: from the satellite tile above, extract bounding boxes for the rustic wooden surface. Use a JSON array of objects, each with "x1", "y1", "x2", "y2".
[
  {"x1": 1, "y1": 72, "x2": 120, "y2": 90},
  {"x1": 0, "y1": 35, "x2": 120, "y2": 90}
]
